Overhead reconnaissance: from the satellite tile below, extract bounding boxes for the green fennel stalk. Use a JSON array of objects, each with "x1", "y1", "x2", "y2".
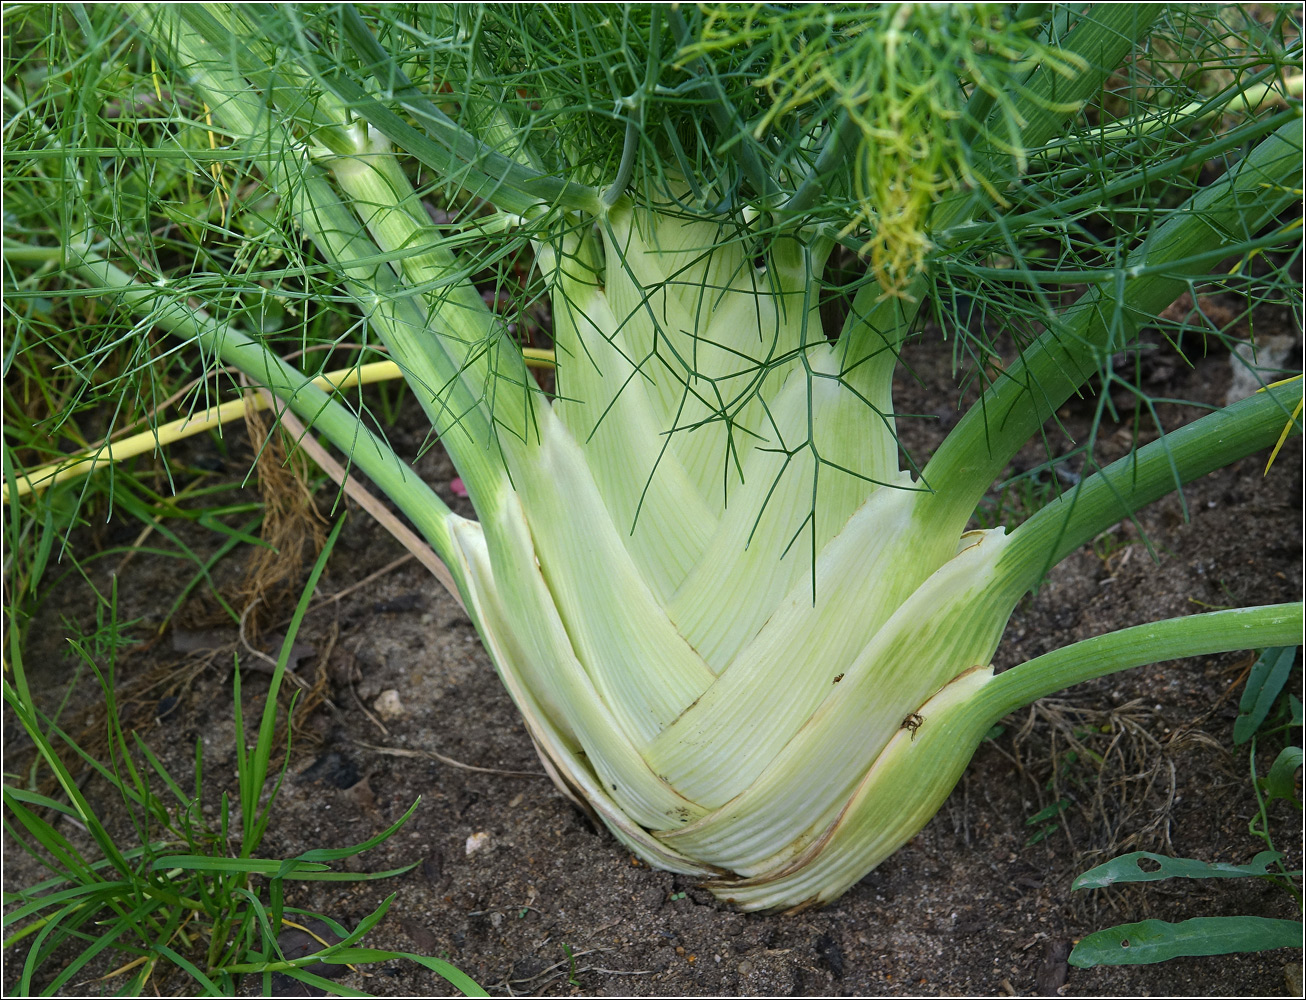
[{"x1": 4, "y1": 4, "x2": 1302, "y2": 911}]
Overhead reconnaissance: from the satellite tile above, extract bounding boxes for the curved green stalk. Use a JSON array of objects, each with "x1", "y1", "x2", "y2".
[
  {"x1": 981, "y1": 604, "x2": 1305, "y2": 721},
  {"x1": 667, "y1": 6, "x2": 780, "y2": 209},
  {"x1": 1040, "y1": 70, "x2": 1303, "y2": 166},
  {"x1": 917, "y1": 116, "x2": 1303, "y2": 544},
  {"x1": 134, "y1": 3, "x2": 519, "y2": 511},
  {"x1": 184, "y1": 4, "x2": 603, "y2": 217},
  {"x1": 935, "y1": 4, "x2": 1163, "y2": 232},
  {"x1": 716, "y1": 602, "x2": 1303, "y2": 910},
  {"x1": 778, "y1": 108, "x2": 861, "y2": 217},
  {"x1": 836, "y1": 6, "x2": 1164, "y2": 373},
  {"x1": 1002, "y1": 380, "x2": 1304, "y2": 584},
  {"x1": 56, "y1": 245, "x2": 468, "y2": 599},
  {"x1": 938, "y1": 108, "x2": 1297, "y2": 248}
]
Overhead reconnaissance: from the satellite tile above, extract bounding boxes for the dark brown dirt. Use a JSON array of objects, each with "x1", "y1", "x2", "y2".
[{"x1": 5, "y1": 314, "x2": 1302, "y2": 997}]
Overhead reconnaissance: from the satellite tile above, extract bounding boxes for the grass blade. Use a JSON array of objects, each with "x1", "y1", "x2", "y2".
[
  {"x1": 151, "y1": 857, "x2": 330, "y2": 876},
  {"x1": 288, "y1": 798, "x2": 421, "y2": 866},
  {"x1": 242, "y1": 515, "x2": 345, "y2": 851},
  {"x1": 322, "y1": 948, "x2": 490, "y2": 996},
  {"x1": 154, "y1": 942, "x2": 224, "y2": 995}
]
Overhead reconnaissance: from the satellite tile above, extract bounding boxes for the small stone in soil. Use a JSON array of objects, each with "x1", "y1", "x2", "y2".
[{"x1": 372, "y1": 689, "x2": 406, "y2": 720}]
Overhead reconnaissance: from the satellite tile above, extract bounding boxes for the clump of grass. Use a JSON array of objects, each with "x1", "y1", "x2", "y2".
[{"x1": 3, "y1": 518, "x2": 485, "y2": 997}]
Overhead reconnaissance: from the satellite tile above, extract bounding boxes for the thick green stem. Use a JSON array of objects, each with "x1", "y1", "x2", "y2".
[
  {"x1": 58, "y1": 245, "x2": 468, "y2": 597},
  {"x1": 1002, "y1": 380, "x2": 1303, "y2": 587},
  {"x1": 668, "y1": 5, "x2": 780, "y2": 208},
  {"x1": 917, "y1": 117, "x2": 1303, "y2": 542},
  {"x1": 189, "y1": 3, "x2": 602, "y2": 217},
  {"x1": 779, "y1": 108, "x2": 862, "y2": 217},
  {"x1": 837, "y1": 7, "x2": 1164, "y2": 386},
  {"x1": 938, "y1": 109, "x2": 1296, "y2": 248},
  {"x1": 134, "y1": 3, "x2": 516, "y2": 511},
  {"x1": 1041, "y1": 71, "x2": 1304, "y2": 166},
  {"x1": 979, "y1": 604, "x2": 1304, "y2": 723},
  {"x1": 976, "y1": 6, "x2": 1162, "y2": 172},
  {"x1": 935, "y1": 5, "x2": 1164, "y2": 233}
]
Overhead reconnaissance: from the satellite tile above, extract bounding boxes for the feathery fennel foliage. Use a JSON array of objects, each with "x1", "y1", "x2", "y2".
[{"x1": 3, "y1": 4, "x2": 1303, "y2": 911}]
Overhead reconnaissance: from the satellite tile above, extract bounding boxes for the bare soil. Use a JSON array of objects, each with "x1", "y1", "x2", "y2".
[{"x1": 5, "y1": 312, "x2": 1302, "y2": 997}]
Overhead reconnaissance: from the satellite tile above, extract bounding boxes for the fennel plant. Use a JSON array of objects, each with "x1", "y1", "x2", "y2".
[{"x1": 4, "y1": 4, "x2": 1303, "y2": 911}]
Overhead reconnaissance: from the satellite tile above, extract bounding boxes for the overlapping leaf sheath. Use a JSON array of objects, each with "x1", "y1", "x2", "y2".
[{"x1": 445, "y1": 208, "x2": 1031, "y2": 909}]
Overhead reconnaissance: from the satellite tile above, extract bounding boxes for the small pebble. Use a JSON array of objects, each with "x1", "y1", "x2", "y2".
[
  {"x1": 373, "y1": 689, "x2": 406, "y2": 720},
  {"x1": 465, "y1": 831, "x2": 491, "y2": 855},
  {"x1": 738, "y1": 960, "x2": 754, "y2": 976}
]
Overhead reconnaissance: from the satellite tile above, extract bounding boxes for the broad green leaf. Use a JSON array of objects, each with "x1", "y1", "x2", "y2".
[
  {"x1": 1073, "y1": 851, "x2": 1285, "y2": 889},
  {"x1": 1068, "y1": 916, "x2": 1303, "y2": 967},
  {"x1": 1261, "y1": 747, "x2": 1303, "y2": 807},
  {"x1": 1234, "y1": 646, "x2": 1298, "y2": 744}
]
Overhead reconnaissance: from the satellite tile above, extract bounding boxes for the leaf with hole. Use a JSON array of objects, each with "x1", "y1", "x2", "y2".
[{"x1": 1072, "y1": 851, "x2": 1287, "y2": 889}]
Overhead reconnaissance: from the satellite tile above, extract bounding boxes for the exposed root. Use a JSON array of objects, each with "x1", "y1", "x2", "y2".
[
  {"x1": 234, "y1": 383, "x2": 327, "y2": 639},
  {"x1": 1008, "y1": 697, "x2": 1216, "y2": 924}
]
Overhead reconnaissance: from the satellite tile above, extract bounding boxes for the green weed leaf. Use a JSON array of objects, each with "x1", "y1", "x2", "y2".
[
  {"x1": 290, "y1": 798, "x2": 422, "y2": 866},
  {"x1": 1234, "y1": 646, "x2": 1298, "y2": 744},
  {"x1": 319, "y1": 948, "x2": 490, "y2": 997},
  {"x1": 1073, "y1": 851, "x2": 1285, "y2": 889},
  {"x1": 1068, "y1": 916, "x2": 1303, "y2": 967},
  {"x1": 279, "y1": 966, "x2": 370, "y2": 996},
  {"x1": 1260, "y1": 747, "x2": 1303, "y2": 807},
  {"x1": 288, "y1": 864, "x2": 420, "y2": 882},
  {"x1": 151, "y1": 856, "x2": 331, "y2": 876},
  {"x1": 1026, "y1": 799, "x2": 1070, "y2": 826}
]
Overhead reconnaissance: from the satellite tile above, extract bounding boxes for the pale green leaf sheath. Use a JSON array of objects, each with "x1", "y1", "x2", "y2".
[{"x1": 61, "y1": 4, "x2": 1306, "y2": 911}]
